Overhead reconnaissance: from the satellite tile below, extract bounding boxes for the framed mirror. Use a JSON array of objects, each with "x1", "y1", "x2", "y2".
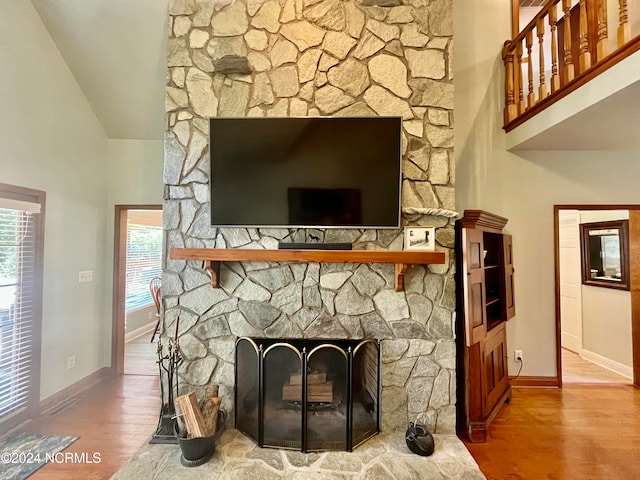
[{"x1": 580, "y1": 220, "x2": 629, "y2": 290}]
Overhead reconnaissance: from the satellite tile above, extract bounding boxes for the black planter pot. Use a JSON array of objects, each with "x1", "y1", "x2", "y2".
[
  {"x1": 405, "y1": 415, "x2": 435, "y2": 457},
  {"x1": 175, "y1": 410, "x2": 226, "y2": 467}
]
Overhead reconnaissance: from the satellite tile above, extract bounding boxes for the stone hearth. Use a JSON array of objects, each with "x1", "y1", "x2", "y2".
[{"x1": 111, "y1": 430, "x2": 486, "y2": 480}]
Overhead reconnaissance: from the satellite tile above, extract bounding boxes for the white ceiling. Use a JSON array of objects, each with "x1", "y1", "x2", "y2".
[{"x1": 30, "y1": 0, "x2": 168, "y2": 140}]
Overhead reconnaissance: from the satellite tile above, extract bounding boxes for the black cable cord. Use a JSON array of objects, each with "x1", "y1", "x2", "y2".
[{"x1": 511, "y1": 358, "x2": 524, "y2": 380}]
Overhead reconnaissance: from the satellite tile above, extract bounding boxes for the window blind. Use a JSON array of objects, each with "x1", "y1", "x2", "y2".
[
  {"x1": 125, "y1": 223, "x2": 162, "y2": 312},
  {"x1": 0, "y1": 206, "x2": 37, "y2": 418}
]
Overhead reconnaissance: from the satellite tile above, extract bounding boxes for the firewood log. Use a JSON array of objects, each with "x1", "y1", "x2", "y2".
[
  {"x1": 205, "y1": 385, "x2": 219, "y2": 398},
  {"x1": 202, "y1": 396, "x2": 222, "y2": 436},
  {"x1": 175, "y1": 392, "x2": 209, "y2": 438}
]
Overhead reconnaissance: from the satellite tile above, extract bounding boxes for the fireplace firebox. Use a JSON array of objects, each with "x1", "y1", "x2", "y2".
[{"x1": 235, "y1": 337, "x2": 381, "y2": 452}]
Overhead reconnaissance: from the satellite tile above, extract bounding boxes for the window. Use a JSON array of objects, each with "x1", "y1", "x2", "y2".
[
  {"x1": 0, "y1": 183, "x2": 45, "y2": 429},
  {"x1": 125, "y1": 222, "x2": 162, "y2": 312},
  {"x1": 580, "y1": 220, "x2": 630, "y2": 291}
]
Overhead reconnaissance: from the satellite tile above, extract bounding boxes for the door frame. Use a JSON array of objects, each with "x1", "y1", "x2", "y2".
[
  {"x1": 554, "y1": 204, "x2": 640, "y2": 387},
  {"x1": 111, "y1": 204, "x2": 162, "y2": 376}
]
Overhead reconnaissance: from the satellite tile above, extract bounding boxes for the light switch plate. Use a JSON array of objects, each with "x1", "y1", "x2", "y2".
[{"x1": 78, "y1": 270, "x2": 93, "y2": 283}]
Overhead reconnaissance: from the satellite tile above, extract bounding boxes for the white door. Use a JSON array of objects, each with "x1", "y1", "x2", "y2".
[{"x1": 559, "y1": 211, "x2": 582, "y2": 353}]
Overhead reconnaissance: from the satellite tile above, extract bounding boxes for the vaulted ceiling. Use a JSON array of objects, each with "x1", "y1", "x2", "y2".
[
  {"x1": 29, "y1": 0, "x2": 640, "y2": 150},
  {"x1": 30, "y1": 0, "x2": 168, "y2": 140}
]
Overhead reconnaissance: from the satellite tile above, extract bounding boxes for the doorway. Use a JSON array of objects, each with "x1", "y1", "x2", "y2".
[
  {"x1": 555, "y1": 205, "x2": 640, "y2": 387},
  {"x1": 112, "y1": 205, "x2": 162, "y2": 376}
]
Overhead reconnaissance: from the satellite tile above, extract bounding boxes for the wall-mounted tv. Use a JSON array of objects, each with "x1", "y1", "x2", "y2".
[{"x1": 209, "y1": 116, "x2": 402, "y2": 228}]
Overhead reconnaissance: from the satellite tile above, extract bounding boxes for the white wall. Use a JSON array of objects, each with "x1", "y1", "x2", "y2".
[
  {"x1": 107, "y1": 140, "x2": 164, "y2": 206},
  {"x1": 454, "y1": 0, "x2": 640, "y2": 377},
  {"x1": 103, "y1": 139, "x2": 163, "y2": 365},
  {"x1": 579, "y1": 210, "x2": 632, "y2": 371},
  {"x1": 582, "y1": 287, "x2": 632, "y2": 371},
  {"x1": 0, "y1": 0, "x2": 109, "y2": 399}
]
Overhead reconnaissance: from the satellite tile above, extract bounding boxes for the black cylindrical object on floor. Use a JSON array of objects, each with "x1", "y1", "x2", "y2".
[{"x1": 175, "y1": 410, "x2": 226, "y2": 467}]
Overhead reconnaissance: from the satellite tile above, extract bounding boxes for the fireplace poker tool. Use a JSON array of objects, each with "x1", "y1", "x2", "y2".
[{"x1": 149, "y1": 316, "x2": 183, "y2": 444}]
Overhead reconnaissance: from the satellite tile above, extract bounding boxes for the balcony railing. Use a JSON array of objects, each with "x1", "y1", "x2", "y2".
[{"x1": 502, "y1": 0, "x2": 640, "y2": 131}]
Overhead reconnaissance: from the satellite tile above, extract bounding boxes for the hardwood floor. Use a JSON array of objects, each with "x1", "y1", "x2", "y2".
[
  {"x1": 562, "y1": 348, "x2": 631, "y2": 384},
  {"x1": 124, "y1": 332, "x2": 159, "y2": 376},
  {"x1": 14, "y1": 376, "x2": 640, "y2": 479},
  {"x1": 465, "y1": 385, "x2": 640, "y2": 480},
  {"x1": 25, "y1": 375, "x2": 159, "y2": 480}
]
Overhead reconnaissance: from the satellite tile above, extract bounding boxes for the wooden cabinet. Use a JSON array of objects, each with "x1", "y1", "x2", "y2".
[{"x1": 456, "y1": 210, "x2": 515, "y2": 442}]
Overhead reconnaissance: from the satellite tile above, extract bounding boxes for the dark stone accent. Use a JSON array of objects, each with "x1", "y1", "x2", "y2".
[
  {"x1": 238, "y1": 300, "x2": 281, "y2": 329},
  {"x1": 407, "y1": 137, "x2": 428, "y2": 153},
  {"x1": 214, "y1": 55, "x2": 252, "y2": 75},
  {"x1": 384, "y1": 40, "x2": 404, "y2": 57},
  {"x1": 390, "y1": 320, "x2": 428, "y2": 339},
  {"x1": 193, "y1": 315, "x2": 232, "y2": 339},
  {"x1": 305, "y1": 312, "x2": 351, "y2": 338},
  {"x1": 360, "y1": 312, "x2": 394, "y2": 339},
  {"x1": 360, "y1": 0, "x2": 402, "y2": 6}
]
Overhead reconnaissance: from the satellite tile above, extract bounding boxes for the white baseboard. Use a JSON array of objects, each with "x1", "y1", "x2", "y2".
[
  {"x1": 580, "y1": 349, "x2": 633, "y2": 380},
  {"x1": 561, "y1": 332, "x2": 580, "y2": 353},
  {"x1": 125, "y1": 321, "x2": 156, "y2": 343}
]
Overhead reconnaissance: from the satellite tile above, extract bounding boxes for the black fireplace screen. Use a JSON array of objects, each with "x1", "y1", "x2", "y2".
[{"x1": 235, "y1": 337, "x2": 381, "y2": 452}]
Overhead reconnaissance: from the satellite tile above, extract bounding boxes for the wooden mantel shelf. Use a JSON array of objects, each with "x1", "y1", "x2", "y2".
[{"x1": 169, "y1": 248, "x2": 446, "y2": 292}]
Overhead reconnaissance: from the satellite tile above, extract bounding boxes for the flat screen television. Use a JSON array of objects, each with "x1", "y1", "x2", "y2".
[{"x1": 209, "y1": 116, "x2": 402, "y2": 228}]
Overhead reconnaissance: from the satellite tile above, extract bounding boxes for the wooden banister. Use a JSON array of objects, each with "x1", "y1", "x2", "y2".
[
  {"x1": 618, "y1": 0, "x2": 630, "y2": 47},
  {"x1": 549, "y1": 5, "x2": 561, "y2": 92},
  {"x1": 579, "y1": 0, "x2": 591, "y2": 71},
  {"x1": 516, "y1": 41, "x2": 526, "y2": 113},
  {"x1": 537, "y1": 17, "x2": 548, "y2": 99},
  {"x1": 563, "y1": 0, "x2": 575, "y2": 82},
  {"x1": 526, "y1": 30, "x2": 535, "y2": 108},
  {"x1": 503, "y1": 0, "x2": 639, "y2": 131},
  {"x1": 597, "y1": 0, "x2": 609, "y2": 59},
  {"x1": 503, "y1": 42, "x2": 517, "y2": 124}
]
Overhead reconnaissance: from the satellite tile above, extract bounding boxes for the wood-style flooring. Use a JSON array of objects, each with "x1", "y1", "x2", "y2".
[
  {"x1": 15, "y1": 375, "x2": 640, "y2": 479},
  {"x1": 465, "y1": 384, "x2": 640, "y2": 480},
  {"x1": 24, "y1": 375, "x2": 159, "y2": 480},
  {"x1": 562, "y1": 348, "x2": 631, "y2": 384},
  {"x1": 124, "y1": 331, "x2": 159, "y2": 376}
]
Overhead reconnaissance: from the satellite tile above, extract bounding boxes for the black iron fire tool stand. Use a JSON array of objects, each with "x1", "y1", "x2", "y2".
[{"x1": 149, "y1": 335, "x2": 183, "y2": 444}]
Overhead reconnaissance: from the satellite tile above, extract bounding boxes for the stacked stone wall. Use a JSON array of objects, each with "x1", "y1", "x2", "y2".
[{"x1": 164, "y1": 0, "x2": 455, "y2": 433}]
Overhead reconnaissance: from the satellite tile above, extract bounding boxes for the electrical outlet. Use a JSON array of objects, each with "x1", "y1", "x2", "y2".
[
  {"x1": 67, "y1": 355, "x2": 76, "y2": 370},
  {"x1": 78, "y1": 270, "x2": 94, "y2": 283},
  {"x1": 514, "y1": 350, "x2": 523, "y2": 362}
]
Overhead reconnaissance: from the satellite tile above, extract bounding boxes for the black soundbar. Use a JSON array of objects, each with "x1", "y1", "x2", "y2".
[{"x1": 277, "y1": 242, "x2": 353, "y2": 250}]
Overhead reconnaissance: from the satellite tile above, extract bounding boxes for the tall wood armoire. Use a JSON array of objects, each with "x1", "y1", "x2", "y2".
[{"x1": 456, "y1": 210, "x2": 515, "y2": 442}]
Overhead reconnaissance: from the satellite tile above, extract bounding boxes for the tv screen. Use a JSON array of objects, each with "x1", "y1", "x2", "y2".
[{"x1": 209, "y1": 116, "x2": 402, "y2": 228}]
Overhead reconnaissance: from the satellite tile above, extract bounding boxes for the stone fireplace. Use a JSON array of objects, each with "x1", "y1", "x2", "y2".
[{"x1": 163, "y1": 0, "x2": 455, "y2": 436}]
